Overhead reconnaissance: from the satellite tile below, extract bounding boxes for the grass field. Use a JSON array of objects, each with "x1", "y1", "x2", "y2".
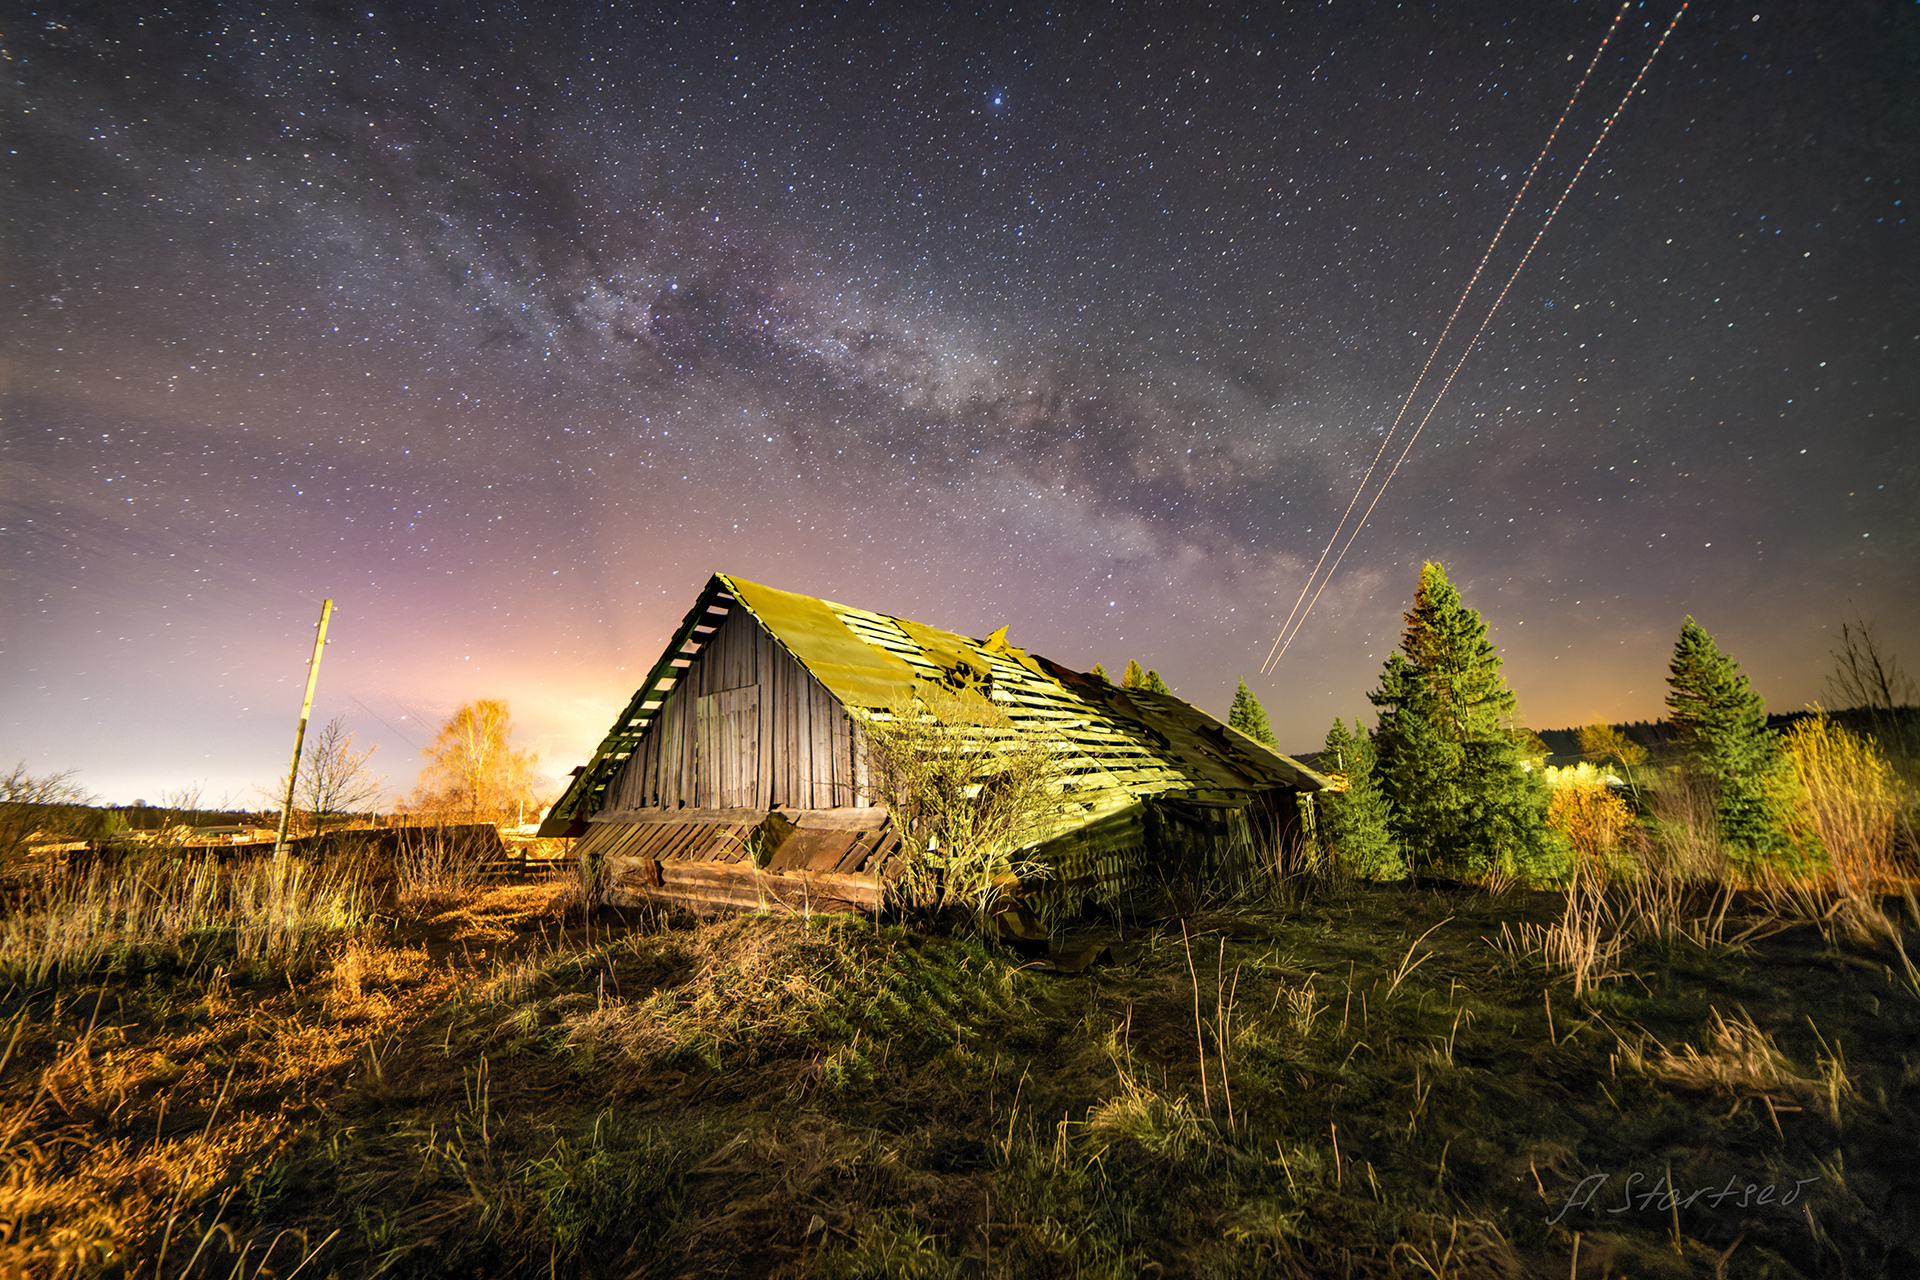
[{"x1": 2, "y1": 846, "x2": 1917, "y2": 1278}]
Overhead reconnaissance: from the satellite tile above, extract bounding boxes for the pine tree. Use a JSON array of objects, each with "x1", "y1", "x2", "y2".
[
  {"x1": 1319, "y1": 718, "x2": 1405, "y2": 879},
  {"x1": 1228, "y1": 679, "x2": 1279, "y2": 747},
  {"x1": 1089, "y1": 663, "x2": 1111, "y2": 685},
  {"x1": 1369, "y1": 562, "x2": 1554, "y2": 880},
  {"x1": 1665, "y1": 617, "x2": 1786, "y2": 857},
  {"x1": 1143, "y1": 669, "x2": 1171, "y2": 695},
  {"x1": 1121, "y1": 659, "x2": 1147, "y2": 689}
]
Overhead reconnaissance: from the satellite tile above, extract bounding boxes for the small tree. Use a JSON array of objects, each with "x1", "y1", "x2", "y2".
[
  {"x1": 857, "y1": 685, "x2": 1067, "y2": 921},
  {"x1": 1665, "y1": 618, "x2": 1787, "y2": 861},
  {"x1": 276, "y1": 717, "x2": 385, "y2": 834},
  {"x1": 1, "y1": 764, "x2": 97, "y2": 881},
  {"x1": 1089, "y1": 663, "x2": 1112, "y2": 685},
  {"x1": 1120, "y1": 661, "x2": 1171, "y2": 695},
  {"x1": 1318, "y1": 719, "x2": 1405, "y2": 879},
  {"x1": 1826, "y1": 613, "x2": 1916, "y2": 716},
  {"x1": 1826, "y1": 613, "x2": 1917, "y2": 767},
  {"x1": 1369, "y1": 562, "x2": 1553, "y2": 880},
  {"x1": 1228, "y1": 679, "x2": 1279, "y2": 747},
  {"x1": 1577, "y1": 722, "x2": 1647, "y2": 769},
  {"x1": 415, "y1": 699, "x2": 540, "y2": 823}
]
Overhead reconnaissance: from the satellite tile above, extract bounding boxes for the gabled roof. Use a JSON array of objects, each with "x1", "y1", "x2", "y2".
[{"x1": 542, "y1": 573, "x2": 1328, "y2": 834}]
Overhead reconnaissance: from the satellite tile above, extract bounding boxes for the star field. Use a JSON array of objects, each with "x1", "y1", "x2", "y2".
[{"x1": 3, "y1": 1, "x2": 1914, "y2": 803}]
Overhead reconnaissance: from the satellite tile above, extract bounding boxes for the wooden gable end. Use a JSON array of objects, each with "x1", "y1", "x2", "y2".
[{"x1": 599, "y1": 606, "x2": 866, "y2": 813}]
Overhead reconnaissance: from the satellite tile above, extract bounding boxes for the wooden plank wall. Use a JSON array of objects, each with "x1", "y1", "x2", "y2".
[{"x1": 602, "y1": 606, "x2": 865, "y2": 812}]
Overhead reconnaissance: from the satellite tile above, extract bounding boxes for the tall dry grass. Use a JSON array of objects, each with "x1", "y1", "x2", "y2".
[
  {"x1": 1525, "y1": 717, "x2": 1919, "y2": 997},
  {"x1": 1778, "y1": 714, "x2": 1909, "y2": 893},
  {"x1": 0, "y1": 852, "x2": 368, "y2": 988},
  {"x1": 1754, "y1": 715, "x2": 1920, "y2": 991},
  {"x1": 1510, "y1": 767, "x2": 1743, "y2": 996},
  {"x1": 393, "y1": 824, "x2": 494, "y2": 908},
  {"x1": 1640, "y1": 767, "x2": 1732, "y2": 885}
]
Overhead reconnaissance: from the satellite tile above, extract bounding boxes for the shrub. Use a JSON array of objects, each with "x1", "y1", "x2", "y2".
[
  {"x1": 856, "y1": 686, "x2": 1068, "y2": 919},
  {"x1": 1543, "y1": 763, "x2": 1635, "y2": 882}
]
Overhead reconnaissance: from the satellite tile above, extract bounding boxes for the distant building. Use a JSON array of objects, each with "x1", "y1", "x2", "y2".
[{"x1": 542, "y1": 574, "x2": 1329, "y2": 918}]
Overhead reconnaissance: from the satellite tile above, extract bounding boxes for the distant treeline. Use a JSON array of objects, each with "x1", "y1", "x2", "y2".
[
  {"x1": 1533, "y1": 704, "x2": 1918, "y2": 761},
  {"x1": 1292, "y1": 704, "x2": 1916, "y2": 769},
  {"x1": 68, "y1": 807, "x2": 517, "y2": 832},
  {"x1": 109, "y1": 806, "x2": 275, "y2": 830}
]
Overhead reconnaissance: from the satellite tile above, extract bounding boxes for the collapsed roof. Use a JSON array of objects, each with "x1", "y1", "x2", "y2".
[{"x1": 542, "y1": 573, "x2": 1328, "y2": 842}]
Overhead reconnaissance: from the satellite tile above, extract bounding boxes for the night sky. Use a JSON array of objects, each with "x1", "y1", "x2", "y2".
[{"x1": 4, "y1": 1, "x2": 1914, "y2": 807}]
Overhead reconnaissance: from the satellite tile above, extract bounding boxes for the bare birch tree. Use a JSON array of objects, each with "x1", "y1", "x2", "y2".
[{"x1": 414, "y1": 699, "x2": 540, "y2": 822}]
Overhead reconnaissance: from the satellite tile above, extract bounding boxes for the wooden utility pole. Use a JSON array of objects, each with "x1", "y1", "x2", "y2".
[{"x1": 275, "y1": 599, "x2": 335, "y2": 857}]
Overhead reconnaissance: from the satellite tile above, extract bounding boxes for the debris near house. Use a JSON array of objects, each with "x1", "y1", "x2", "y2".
[{"x1": 544, "y1": 573, "x2": 1330, "y2": 922}]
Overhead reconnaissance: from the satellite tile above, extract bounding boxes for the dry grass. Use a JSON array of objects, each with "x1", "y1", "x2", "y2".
[
  {"x1": 0, "y1": 879, "x2": 570, "y2": 1276},
  {"x1": 1542, "y1": 868, "x2": 1628, "y2": 998},
  {"x1": 551, "y1": 912, "x2": 1020, "y2": 1077},
  {"x1": 1782, "y1": 716, "x2": 1907, "y2": 888},
  {"x1": 1500, "y1": 762, "x2": 1758, "y2": 999},
  {"x1": 1652, "y1": 1006, "x2": 1822, "y2": 1110},
  {"x1": 1083, "y1": 1067, "x2": 1208, "y2": 1160},
  {"x1": 0, "y1": 852, "x2": 367, "y2": 991},
  {"x1": 1642, "y1": 766, "x2": 1734, "y2": 884},
  {"x1": 392, "y1": 825, "x2": 494, "y2": 908},
  {"x1": 3, "y1": 840, "x2": 1917, "y2": 1278}
]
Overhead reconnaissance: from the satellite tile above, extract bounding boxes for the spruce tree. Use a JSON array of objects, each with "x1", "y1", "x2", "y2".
[
  {"x1": 1143, "y1": 669, "x2": 1171, "y2": 695},
  {"x1": 1089, "y1": 663, "x2": 1111, "y2": 685},
  {"x1": 1319, "y1": 718, "x2": 1405, "y2": 879},
  {"x1": 1121, "y1": 659, "x2": 1147, "y2": 689},
  {"x1": 1228, "y1": 679, "x2": 1279, "y2": 747},
  {"x1": 1665, "y1": 617, "x2": 1786, "y2": 858},
  {"x1": 1369, "y1": 562, "x2": 1553, "y2": 880}
]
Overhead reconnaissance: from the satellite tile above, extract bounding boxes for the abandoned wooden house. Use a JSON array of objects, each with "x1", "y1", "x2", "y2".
[{"x1": 540, "y1": 573, "x2": 1330, "y2": 918}]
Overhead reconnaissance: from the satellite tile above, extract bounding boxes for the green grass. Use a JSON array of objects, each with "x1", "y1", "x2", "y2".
[{"x1": 2, "y1": 869, "x2": 1918, "y2": 1277}]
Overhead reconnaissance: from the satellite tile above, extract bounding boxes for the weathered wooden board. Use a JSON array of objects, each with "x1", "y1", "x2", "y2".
[
  {"x1": 601, "y1": 604, "x2": 860, "y2": 814},
  {"x1": 590, "y1": 807, "x2": 770, "y2": 826},
  {"x1": 605, "y1": 855, "x2": 883, "y2": 914},
  {"x1": 793, "y1": 806, "x2": 891, "y2": 830}
]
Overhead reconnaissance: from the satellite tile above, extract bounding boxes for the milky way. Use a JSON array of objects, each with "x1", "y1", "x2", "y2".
[{"x1": 4, "y1": 2, "x2": 1914, "y2": 803}]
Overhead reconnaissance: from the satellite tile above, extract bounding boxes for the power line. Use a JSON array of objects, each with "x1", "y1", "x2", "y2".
[
  {"x1": 1262, "y1": 0, "x2": 1634, "y2": 676},
  {"x1": 1264, "y1": 2, "x2": 1690, "y2": 672}
]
